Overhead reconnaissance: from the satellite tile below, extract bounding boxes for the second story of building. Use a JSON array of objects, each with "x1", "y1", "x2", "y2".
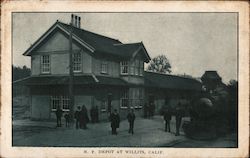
[{"x1": 23, "y1": 15, "x2": 151, "y2": 84}]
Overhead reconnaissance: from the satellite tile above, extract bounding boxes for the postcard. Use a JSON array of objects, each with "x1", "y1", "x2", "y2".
[{"x1": 1, "y1": 1, "x2": 249, "y2": 158}]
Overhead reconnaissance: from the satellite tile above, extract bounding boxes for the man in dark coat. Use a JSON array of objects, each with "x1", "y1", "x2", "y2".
[
  {"x1": 55, "y1": 106, "x2": 63, "y2": 127},
  {"x1": 175, "y1": 103, "x2": 183, "y2": 136},
  {"x1": 110, "y1": 109, "x2": 120, "y2": 135},
  {"x1": 80, "y1": 105, "x2": 89, "y2": 129},
  {"x1": 163, "y1": 108, "x2": 172, "y2": 132},
  {"x1": 74, "y1": 106, "x2": 81, "y2": 129},
  {"x1": 127, "y1": 109, "x2": 136, "y2": 134},
  {"x1": 64, "y1": 112, "x2": 70, "y2": 128}
]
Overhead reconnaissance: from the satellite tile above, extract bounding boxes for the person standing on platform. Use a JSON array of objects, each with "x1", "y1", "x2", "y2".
[
  {"x1": 80, "y1": 105, "x2": 89, "y2": 129},
  {"x1": 110, "y1": 109, "x2": 120, "y2": 135},
  {"x1": 55, "y1": 106, "x2": 63, "y2": 127},
  {"x1": 163, "y1": 108, "x2": 172, "y2": 132},
  {"x1": 64, "y1": 112, "x2": 70, "y2": 128},
  {"x1": 175, "y1": 103, "x2": 183, "y2": 136},
  {"x1": 127, "y1": 109, "x2": 136, "y2": 134},
  {"x1": 74, "y1": 106, "x2": 81, "y2": 129}
]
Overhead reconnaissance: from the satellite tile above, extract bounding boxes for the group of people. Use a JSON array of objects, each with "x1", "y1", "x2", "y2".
[
  {"x1": 74, "y1": 105, "x2": 89, "y2": 129},
  {"x1": 109, "y1": 109, "x2": 136, "y2": 135},
  {"x1": 162, "y1": 104, "x2": 184, "y2": 136},
  {"x1": 55, "y1": 106, "x2": 136, "y2": 135},
  {"x1": 55, "y1": 105, "x2": 99, "y2": 129},
  {"x1": 55, "y1": 104, "x2": 184, "y2": 136}
]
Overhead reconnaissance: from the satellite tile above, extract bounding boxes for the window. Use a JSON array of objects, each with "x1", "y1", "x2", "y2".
[
  {"x1": 101, "y1": 61, "x2": 108, "y2": 73},
  {"x1": 51, "y1": 96, "x2": 69, "y2": 111},
  {"x1": 73, "y1": 53, "x2": 81, "y2": 72},
  {"x1": 121, "y1": 90, "x2": 129, "y2": 108},
  {"x1": 120, "y1": 61, "x2": 128, "y2": 74},
  {"x1": 41, "y1": 55, "x2": 50, "y2": 73}
]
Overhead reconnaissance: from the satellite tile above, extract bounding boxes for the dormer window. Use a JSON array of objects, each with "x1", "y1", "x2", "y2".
[
  {"x1": 101, "y1": 61, "x2": 108, "y2": 74},
  {"x1": 120, "y1": 61, "x2": 128, "y2": 75},
  {"x1": 73, "y1": 53, "x2": 82, "y2": 72},
  {"x1": 41, "y1": 55, "x2": 50, "y2": 74}
]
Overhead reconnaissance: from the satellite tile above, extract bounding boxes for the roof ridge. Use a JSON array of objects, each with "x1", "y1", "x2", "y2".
[
  {"x1": 58, "y1": 21, "x2": 121, "y2": 43},
  {"x1": 145, "y1": 71, "x2": 201, "y2": 82},
  {"x1": 113, "y1": 42, "x2": 142, "y2": 46}
]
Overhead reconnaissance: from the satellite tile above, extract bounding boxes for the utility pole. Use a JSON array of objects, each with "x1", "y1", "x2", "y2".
[{"x1": 69, "y1": 14, "x2": 74, "y2": 120}]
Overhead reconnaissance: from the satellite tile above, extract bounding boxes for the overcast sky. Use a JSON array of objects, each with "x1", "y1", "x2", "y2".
[{"x1": 13, "y1": 13, "x2": 237, "y2": 83}]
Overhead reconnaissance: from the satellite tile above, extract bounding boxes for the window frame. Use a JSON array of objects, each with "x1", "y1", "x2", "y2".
[
  {"x1": 120, "y1": 61, "x2": 128, "y2": 75},
  {"x1": 101, "y1": 61, "x2": 108, "y2": 74},
  {"x1": 120, "y1": 90, "x2": 129, "y2": 108},
  {"x1": 73, "y1": 53, "x2": 82, "y2": 73},
  {"x1": 41, "y1": 55, "x2": 50, "y2": 74},
  {"x1": 51, "y1": 95, "x2": 70, "y2": 112}
]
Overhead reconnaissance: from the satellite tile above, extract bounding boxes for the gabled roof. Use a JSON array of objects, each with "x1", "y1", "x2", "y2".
[
  {"x1": 201, "y1": 71, "x2": 222, "y2": 81},
  {"x1": 113, "y1": 42, "x2": 151, "y2": 62},
  {"x1": 23, "y1": 21, "x2": 151, "y2": 62},
  {"x1": 144, "y1": 71, "x2": 202, "y2": 91}
]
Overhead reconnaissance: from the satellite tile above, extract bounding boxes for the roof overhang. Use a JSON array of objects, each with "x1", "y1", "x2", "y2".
[
  {"x1": 23, "y1": 21, "x2": 95, "y2": 56},
  {"x1": 132, "y1": 42, "x2": 151, "y2": 63}
]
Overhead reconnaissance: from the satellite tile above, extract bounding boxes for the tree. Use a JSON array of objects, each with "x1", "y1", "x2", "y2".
[
  {"x1": 227, "y1": 79, "x2": 238, "y2": 131},
  {"x1": 12, "y1": 65, "x2": 31, "y2": 81},
  {"x1": 147, "y1": 55, "x2": 171, "y2": 74}
]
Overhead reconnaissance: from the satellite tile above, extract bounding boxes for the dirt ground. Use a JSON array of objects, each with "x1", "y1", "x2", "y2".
[{"x1": 12, "y1": 116, "x2": 237, "y2": 147}]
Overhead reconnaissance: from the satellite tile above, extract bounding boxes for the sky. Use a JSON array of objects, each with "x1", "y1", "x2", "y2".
[{"x1": 13, "y1": 13, "x2": 237, "y2": 83}]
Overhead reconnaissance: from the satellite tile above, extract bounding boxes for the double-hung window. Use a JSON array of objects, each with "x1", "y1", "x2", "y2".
[
  {"x1": 51, "y1": 96, "x2": 69, "y2": 111},
  {"x1": 101, "y1": 61, "x2": 108, "y2": 73},
  {"x1": 121, "y1": 90, "x2": 129, "y2": 108},
  {"x1": 41, "y1": 55, "x2": 50, "y2": 74},
  {"x1": 120, "y1": 61, "x2": 128, "y2": 75},
  {"x1": 73, "y1": 53, "x2": 81, "y2": 72}
]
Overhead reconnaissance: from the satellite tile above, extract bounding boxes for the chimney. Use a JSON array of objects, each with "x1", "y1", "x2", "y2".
[
  {"x1": 71, "y1": 14, "x2": 74, "y2": 25},
  {"x1": 74, "y1": 15, "x2": 78, "y2": 27},
  {"x1": 78, "y1": 17, "x2": 81, "y2": 28},
  {"x1": 70, "y1": 14, "x2": 81, "y2": 28}
]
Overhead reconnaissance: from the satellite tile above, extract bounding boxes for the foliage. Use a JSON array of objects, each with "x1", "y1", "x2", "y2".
[
  {"x1": 12, "y1": 65, "x2": 31, "y2": 81},
  {"x1": 147, "y1": 55, "x2": 171, "y2": 74},
  {"x1": 227, "y1": 79, "x2": 238, "y2": 131}
]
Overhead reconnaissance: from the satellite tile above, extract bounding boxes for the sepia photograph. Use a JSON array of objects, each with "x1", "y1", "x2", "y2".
[
  {"x1": 12, "y1": 12, "x2": 238, "y2": 147},
  {"x1": 1, "y1": 1, "x2": 249, "y2": 158}
]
